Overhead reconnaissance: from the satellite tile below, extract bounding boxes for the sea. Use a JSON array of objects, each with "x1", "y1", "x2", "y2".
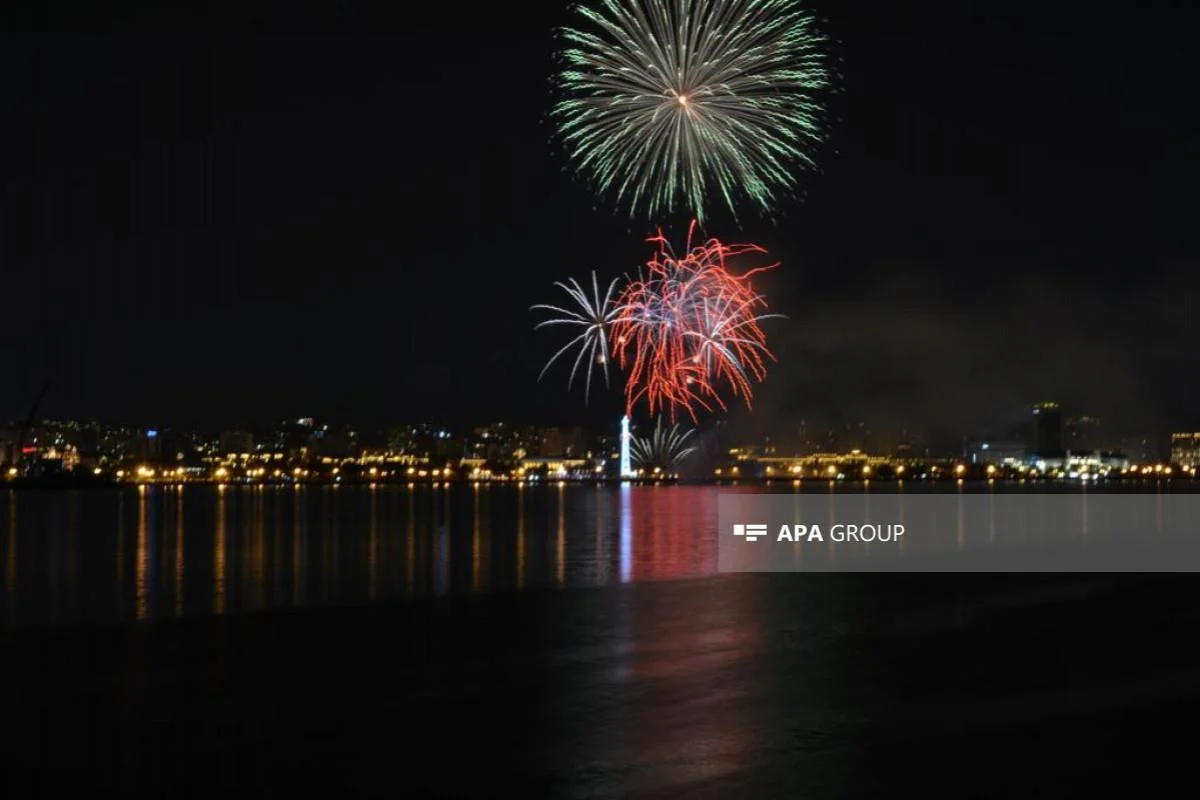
[{"x1": 1, "y1": 482, "x2": 1198, "y2": 796}]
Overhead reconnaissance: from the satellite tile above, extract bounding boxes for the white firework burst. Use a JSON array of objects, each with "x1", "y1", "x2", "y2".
[{"x1": 531, "y1": 271, "x2": 623, "y2": 402}]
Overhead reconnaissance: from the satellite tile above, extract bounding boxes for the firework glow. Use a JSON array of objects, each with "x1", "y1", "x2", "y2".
[
  {"x1": 631, "y1": 417, "x2": 698, "y2": 473},
  {"x1": 553, "y1": 0, "x2": 830, "y2": 221},
  {"x1": 532, "y1": 222, "x2": 782, "y2": 422}
]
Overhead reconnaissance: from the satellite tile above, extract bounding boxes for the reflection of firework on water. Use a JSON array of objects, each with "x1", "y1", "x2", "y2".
[
  {"x1": 631, "y1": 417, "x2": 697, "y2": 472},
  {"x1": 552, "y1": 0, "x2": 830, "y2": 221},
  {"x1": 611, "y1": 221, "x2": 783, "y2": 422},
  {"x1": 531, "y1": 272, "x2": 623, "y2": 403}
]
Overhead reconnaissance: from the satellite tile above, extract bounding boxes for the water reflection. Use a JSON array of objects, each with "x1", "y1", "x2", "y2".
[
  {"x1": 136, "y1": 487, "x2": 148, "y2": 620},
  {"x1": 293, "y1": 486, "x2": 305, "y2": 607},
  {"x1": 215, "y1": 486, "x2": 227, "y2": 615},
  {"x1": 405, "y1": 492, "x2": 415, "y2": 594},
  {"x1": 175, "y1": 489, "x2": 185, "y2": 618},
  {"x1": 368, "y1": 486, "x2": 379, "y2": 601},
  {"x1": 5, "y1": 493, "x2": 16, "y2": 622},
  {"x1": 0, "y1": 483, "x2": 1184, "y2": 630},
  {"x1": 988, "y1": 490, "x2": 995, "y2": 546},
  {"x1": 250, "y1": 487, "x2": 266, "y2": 612},
  {"x1": 556, "y1": 484, "x2": 566, "y2": 587},
  {"x1": 517, "y1": 484, "x2": 527, "y2": 589},
  {"x1": 435, "y1": 490, "x2": 450, "y2": 598},
  {"x1": 956, "y1": 486, "x2": 965, "y2": 550},
  {"x1": 619, "y1": 482, "x2": 632, "y2": 583},
  {"x1": 472, "y1": 484, "x2": 485, "y2": 594}
]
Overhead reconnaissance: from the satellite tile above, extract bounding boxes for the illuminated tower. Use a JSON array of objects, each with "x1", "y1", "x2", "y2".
[{"x1": 619, "y1": 415, "x2": 634, "y2": 479}]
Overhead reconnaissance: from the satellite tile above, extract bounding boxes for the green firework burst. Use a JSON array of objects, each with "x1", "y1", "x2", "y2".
[{"x1": 552, "y1": 0, "x2": 831, "y2": 222}]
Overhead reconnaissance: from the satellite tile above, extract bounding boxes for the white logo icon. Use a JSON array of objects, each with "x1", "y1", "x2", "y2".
[{"x1": 733, "y1": 523, "x2": 768, "y2": 542}]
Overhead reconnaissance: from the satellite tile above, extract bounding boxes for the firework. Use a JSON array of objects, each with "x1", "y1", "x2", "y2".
[
  {"x1": 553, "y1": 0, "x2": 829, "y2": 221},
  {"x1": 532, "y1": 272, "x2": 623, "y2": 402},
  {"x1": 631, "y1": 417, "x2": 697, "y2": 473},
  {"x1": 611, "y1": 221, "x2": 783, "y2": 422}
]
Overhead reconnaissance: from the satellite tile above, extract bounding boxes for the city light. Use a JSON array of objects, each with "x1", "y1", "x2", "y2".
[{"x1": 4, "y1": 416, "x2": 1196, "y2": 488}]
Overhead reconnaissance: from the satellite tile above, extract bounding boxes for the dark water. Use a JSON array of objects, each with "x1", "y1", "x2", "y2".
[
  {"x1": 0, "y1": 481, "x2": 1194, "y2": 629},
  {"x1": 0, "y1": 482, "x2": 723, "y2": 629},
  {"x1": 2, "y1": 483, "x2": 1198, "y2": 796}
]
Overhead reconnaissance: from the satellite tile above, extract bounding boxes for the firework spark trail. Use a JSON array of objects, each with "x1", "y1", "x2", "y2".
[
  {"x1": 531, "y1": 272, "x2": 623, "y2": 403},
  {"x1": 611, "y1": 221, "x2": 783, "y2": 422},
  {"x1": 631, "y1": 417, "x2": 698, "y2": 472},
  {"x1": 553, "y1": 0, "x2": 830, "y2": 221}
]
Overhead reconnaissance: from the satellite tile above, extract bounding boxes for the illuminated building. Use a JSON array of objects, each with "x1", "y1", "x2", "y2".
[
  {"x1": 966, "y1": 440, "x2": 1026, "y2": 466},
  {"x1": 1171, "y1": 433, "x2": 1200, "y2": 468},
  {"x1": 1033, "y1": 451, "x2": 1128, "y2": 475},
  {"x1": 519, "y1": 457, "x2": 590, "y2": 477},
  {"x1": 1031, "y1": 402, "x2": 1063, "y2": 457}
]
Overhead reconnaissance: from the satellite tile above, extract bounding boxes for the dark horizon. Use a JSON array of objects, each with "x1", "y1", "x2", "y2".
[{"x1": 3, "y1": 0, "x2": 1197, "y2": 437}]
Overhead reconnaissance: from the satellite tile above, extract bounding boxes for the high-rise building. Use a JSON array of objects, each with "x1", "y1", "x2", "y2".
[
  {"x1": 1170, "y1": 432, "x2": 1200, "y2": 468},
  {"x1": 1031, "y1": 402, "x2": 1063, "y2": 456}
]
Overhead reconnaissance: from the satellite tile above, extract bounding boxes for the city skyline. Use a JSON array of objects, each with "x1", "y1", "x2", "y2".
[{"x1": 4, "y1": 401, "x2": 1193, "y2": 465}]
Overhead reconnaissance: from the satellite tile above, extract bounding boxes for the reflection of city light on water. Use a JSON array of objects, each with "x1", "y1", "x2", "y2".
[
  {"x1": 435, "y1": 525, "x2": 449, "y2": 596},
  {"x1": 620, "y1": 483, "x2": 632, "y2": 583}
]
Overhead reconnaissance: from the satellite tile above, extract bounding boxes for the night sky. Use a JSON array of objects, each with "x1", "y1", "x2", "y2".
[{"x1": 2, "y1": 0, "x2": 1197, "y2": 442}]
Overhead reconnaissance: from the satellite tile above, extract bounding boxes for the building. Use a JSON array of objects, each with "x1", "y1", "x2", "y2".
[
  {"x1": 967, "y1": 439, "x2": 1027, "y2": 466},
  {"x1": 1031, "y1": 402, "x2": 1063, "y2": 457},
  {"x1": 1170, "y1": 432, "x2": 1200, "y2": 468},
  {"x1": 538, "y1": 426, "x2": 587, "y2": 458},
  {"x1": 219, "y1": 429, "x2": 255, "y2": 456},
  {"x1": 0, "y1": 427, "x2": 18, "y2": 466},
  {"x1": 519, "y1": 457, "x2": 593, "y2": 478},
  {"x1": 138, "y1": 429, "x2": 163, "y2": 462},
  {"x1": 1033, "y1": 451, "x2": 1129, "y2": 474}
]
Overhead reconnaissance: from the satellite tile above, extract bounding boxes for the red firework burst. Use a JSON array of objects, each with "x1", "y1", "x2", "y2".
[{"x1": 610, "y1": 221, "x2": 782, "y2": 423}]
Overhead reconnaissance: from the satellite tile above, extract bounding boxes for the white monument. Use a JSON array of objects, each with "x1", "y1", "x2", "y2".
[{"x1": 619, "y1": 415, "x2": 634, "y2": 479}]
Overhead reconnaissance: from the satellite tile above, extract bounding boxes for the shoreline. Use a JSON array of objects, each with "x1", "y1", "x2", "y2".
[{"x1": 3, "y1": 475, "x2": 1196, "y2": 491}]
